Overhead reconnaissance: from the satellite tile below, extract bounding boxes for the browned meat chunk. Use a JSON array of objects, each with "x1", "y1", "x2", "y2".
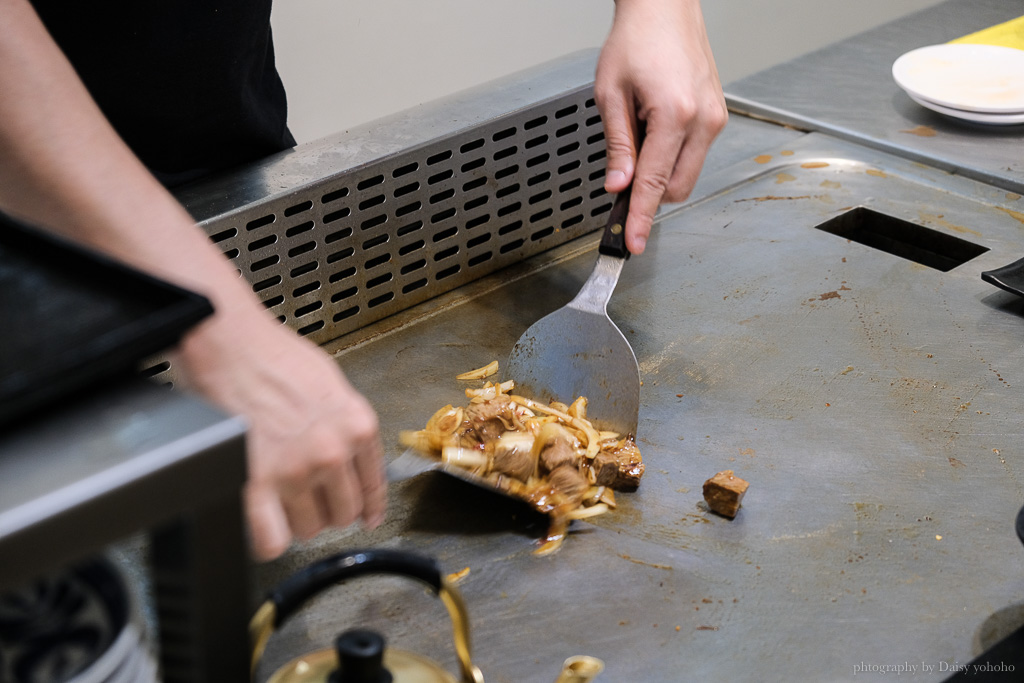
[
  {"x1": 593, "y1": 439, "x2": 644, "y2": 490},
  {"x1": 475, "y1": 418, "x2": 505, "y2": 443},
  {"x1": 466, "y1": 395, "x2": 513, "y2": 444},
  {"x1": 457, "y1": 430, "x2": 483, "y2": 449},
  {"x1": 491, "y1": 440, "x2": 534, "y2": 482},
  {"x1": 465, "y1": 395, "x2": 512, "y2": 423},
  {"x1": 547, "y1": 465, "x2": 588, "y2": 506},
  {"x1": 702, "y1": 470, "x2": 748, "y2": 519},
  {"x1": 539, "y1": 437, "x2": 577, "y2": 473}
]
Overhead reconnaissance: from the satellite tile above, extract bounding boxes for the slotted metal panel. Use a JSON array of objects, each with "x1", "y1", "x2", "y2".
[
  {"x1": 144, "y1": 52, "x2": 611, "y2": 382},
  {"x1": 200, "y1": 91, "x2": 609, "y2": 345}
]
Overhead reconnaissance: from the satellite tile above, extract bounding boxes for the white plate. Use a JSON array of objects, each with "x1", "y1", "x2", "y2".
[
  {"x1": 892, "y1": 43, "x2": 1024, "y2": 114},
  {"x1": 907, "y1": 92, "x2": 1024, "y2": 125}
]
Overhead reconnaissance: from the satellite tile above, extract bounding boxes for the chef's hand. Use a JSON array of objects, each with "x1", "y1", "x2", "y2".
[
  {"x1": 175, "y1": 304, "x2": 387, "y2": 561},
  {"x1": 595, "y1": 0, "x2": 728, "y2": 254}
]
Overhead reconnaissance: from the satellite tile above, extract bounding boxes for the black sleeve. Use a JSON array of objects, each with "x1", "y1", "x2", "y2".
[{"x1": 30, "y1": 0, "x2": 296, "y2": 187}]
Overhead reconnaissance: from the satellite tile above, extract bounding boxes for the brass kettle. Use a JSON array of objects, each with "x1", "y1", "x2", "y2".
[{"x1": 249, "y1": 548, "x2": 603, "y2": 683}]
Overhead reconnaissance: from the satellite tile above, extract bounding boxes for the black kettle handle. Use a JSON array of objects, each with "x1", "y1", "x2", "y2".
[
  {"x1": 1017, "y1": 504, "x2": 1024, "y2": 546},
  {"x1": 268, "y1": 548, "x2": 443, "y2": 626},
  {"x1": 250, "y1": 548, "x2": 482, "y2": 683}
]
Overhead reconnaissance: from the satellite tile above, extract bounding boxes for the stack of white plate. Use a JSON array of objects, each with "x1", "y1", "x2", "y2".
[
  {"x1": 892, "y1": 43, "x2": 1024, "y2": 125},
  {"x1": 0, "y1": 555, "x2": 157, "y2": 683}
]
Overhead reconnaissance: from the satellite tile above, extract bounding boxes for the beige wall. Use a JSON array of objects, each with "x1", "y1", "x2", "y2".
[{"x1": 271, "y1": 0, "x2": 946, "y2": 145}]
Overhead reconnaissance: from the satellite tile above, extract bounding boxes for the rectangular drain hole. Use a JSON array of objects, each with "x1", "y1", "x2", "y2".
[{"x1": 815, "y1": 207, "x2": 988, "y2": 272}]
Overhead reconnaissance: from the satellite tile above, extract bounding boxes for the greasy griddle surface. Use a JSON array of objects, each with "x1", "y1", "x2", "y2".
[{"x1": 255, "y1": 133, "x2": 1024, "y2": 683}]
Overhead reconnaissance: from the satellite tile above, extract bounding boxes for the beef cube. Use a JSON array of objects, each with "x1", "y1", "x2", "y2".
[
  {"x1": 593, "y1": 440, "x2": 644, "y2": 490},
  {"x1": 466, "y1": 395, "x2": 513, "y2": 445},
  {"x1": 465, "y1": 395, "x2": 512, "y2": 423},
  {"x1": 539, "y1": 438, "x2": 577, "y2": 473},
  {"x1": 702, "y1": 470, "x2": 749, "y2": 519},
  {"x1": 548, "y1": 465, "x2": 588, "y2": 506},
  {"x1": 475, "y1": 418, "x2": 505, "y2": 443},
  {"x1": 492, "y1": 439, "x2": 534, "y2": 482}
]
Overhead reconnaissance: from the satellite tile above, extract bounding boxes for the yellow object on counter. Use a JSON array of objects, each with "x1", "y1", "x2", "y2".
[{"x1": 950, "y1": 15, "x2": 1024, "y2": 50}]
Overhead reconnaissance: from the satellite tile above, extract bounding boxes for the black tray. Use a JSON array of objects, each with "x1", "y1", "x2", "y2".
[{"x1": 0, "y1": 212, "x2": 214, "y2": 429}]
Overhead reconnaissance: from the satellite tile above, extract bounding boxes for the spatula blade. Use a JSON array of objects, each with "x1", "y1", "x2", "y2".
[
  {"x1": 505, "y1": 185, "x2": 640, "y2": 437},
  {"x1": 505, "y1": 303, "x2": 640, "y2": 437},
  {"x1": 387, "y1": 447, "x2": 442, "y2": 482}
]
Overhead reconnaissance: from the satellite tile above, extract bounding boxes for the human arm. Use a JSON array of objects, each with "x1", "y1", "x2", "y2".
[
  {"x1": 0, "y1": 0, "x2": 386, "y2": 559},
  {"x1": 595, "y1": 0, "x2": 728, "y2": 254}
]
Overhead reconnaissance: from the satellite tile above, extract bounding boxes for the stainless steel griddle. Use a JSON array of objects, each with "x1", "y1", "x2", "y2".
[
  {"x1": 249, "y1": 131, "x2": 1024, "y2": 683},
  {"x1": 163, "y1": 10, "x2": 1024, "y2": 679}
]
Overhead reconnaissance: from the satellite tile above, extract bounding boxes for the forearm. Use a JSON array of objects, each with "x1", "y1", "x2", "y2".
[
  {"x1": 0, "y1": 0, "x2": 259, "y2": 320},
  {"x1": 612, "y1": 0, "x2": 706, "y2": 21},
  {"x1": 1, "y1": 0, "x2": 388, "y2": 559}
]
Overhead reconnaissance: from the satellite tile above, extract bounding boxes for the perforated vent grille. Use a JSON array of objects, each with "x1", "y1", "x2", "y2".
[{"x1": 201, "y1": 89, "x2": 609, "y2": 346}]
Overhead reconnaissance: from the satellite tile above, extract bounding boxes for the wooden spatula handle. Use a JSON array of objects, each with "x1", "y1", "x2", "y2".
[{"x1": 598, "y1": 187, "x2": 632, "y2": 259}]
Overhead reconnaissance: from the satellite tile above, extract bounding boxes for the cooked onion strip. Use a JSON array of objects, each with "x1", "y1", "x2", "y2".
[
  {"x1": 567, "y1": 503, "x2": 609, "y2": 520},
  {"x1": 510, "y1": 395, "x2": 601, "y2": 458},
  {"x1": 442, "y1": 446, "x2": 489, "y2": 469},
  {"x1": 496, "y1": 432, "x2": 536, "y2": 454},
  {"x1": 466, "y1": 380, "x2": 515, "y2": 400},
  {"x1": 509, "y1": 395, "x2": 572, "y2": 421},
  {"x1": 426, "y1": 405, "x2": 462, "y2": 434},
  {"x1": 568, "y1": 396, "x2": 588, "y2": 420},
  {"x1": 582, "y1": 485, "x2": 605, "y2": 507},
  {"x1": 446, "y1": 566, "x2": 471, "y2": 584},
  {"x1": 573, "y1": 419, "x2": 601, "y2": 459},
  {"x1": 456, "y1": 360, "x2": 499, "y2": 380},
  {"x1": 398, "y1": 429, "x2": 432, "y2": 452}
]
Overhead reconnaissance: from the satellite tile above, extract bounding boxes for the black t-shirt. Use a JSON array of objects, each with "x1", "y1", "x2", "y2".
[{"x1": 31, "y1": 0, "x2": 296, "y2": 187}]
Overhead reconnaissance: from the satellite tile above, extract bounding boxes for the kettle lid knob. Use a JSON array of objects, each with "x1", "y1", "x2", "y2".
[{"x1": 330, "y1": 629, "x2": 393, "y2": 683}]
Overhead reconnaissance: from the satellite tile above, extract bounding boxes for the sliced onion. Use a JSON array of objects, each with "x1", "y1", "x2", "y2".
[
  {"x1": 398, "y1": 429, "x2": 433, "y2": 453},
  {"x1": 568, "y1": 396, "x2": 588, "y2": 420},
  {"x1": 455, "y1": 360, "x2": 499, "y2": 380},
  {"x1": 533, "y1": 422, "x2": 577, "y2": 455},
  {"x1": 465, "y1": 379, "x2": 513, "y2": 400},
  {"x1": 426, "y1": 405, "x2": 463, "y2": 435},
  {"x1": 509, "y1": 395, "x2": 572, "y2": 421},
  {"x1": 510, "y1": 395, "x2": 600, "y2": 458},
  {"x1": 571, "y1": 417, "x2": 601, "y2": 459},
  {"x1": 567, "y1": 503, "x2": 609, "y2": 520},
  {"x1": 582, "y1": 485, "x2": 604, "y2": 507},
  {"x1": 442, "y1": 446, "x2": 489, "y2": 470},
  {"x1": 496, "y1": 431, "x2": 536, "y2": 455},
  {"x1": 446, "y1": 566, "x2": 471, "y2": 584},
  {"x1": 465, "y1": 383, "x2": 497, "y2": 400}
]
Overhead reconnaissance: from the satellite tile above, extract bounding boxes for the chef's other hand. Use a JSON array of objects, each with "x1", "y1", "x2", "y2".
[
  {"x1": 595, "y1": 0, "x2": 728, "y2": 255},
  {"x1": 175, "y1": 305, "x2": 387, "y2": 561}
]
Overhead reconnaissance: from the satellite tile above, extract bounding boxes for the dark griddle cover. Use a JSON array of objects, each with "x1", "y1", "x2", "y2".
[{"x1": 0, "y1": 212, "x2": 213, "y2": 429}]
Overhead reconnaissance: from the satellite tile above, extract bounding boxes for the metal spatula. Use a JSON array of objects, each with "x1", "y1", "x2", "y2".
[{"x1": 505, "y1": 189, "x2": 640, "y2": 437}]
